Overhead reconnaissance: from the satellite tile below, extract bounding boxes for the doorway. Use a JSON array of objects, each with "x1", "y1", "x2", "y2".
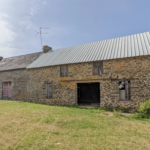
[
  {"x1": 77, "y1": 83, "x2": 100, "y2": 105},
  {"x1": 3, "y1": 82, "x2": 12, "y2": 99}
]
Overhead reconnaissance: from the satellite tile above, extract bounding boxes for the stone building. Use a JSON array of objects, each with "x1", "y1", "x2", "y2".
[
  {"x1": 0, "y1": 52, "x2": 42, "y2": 100},
  {"x1": 1, "y1": 32, "x2": 150, "y2": 109},
  {"x1": 26, "y1": 32, "x2": 150, "y2": 108}
]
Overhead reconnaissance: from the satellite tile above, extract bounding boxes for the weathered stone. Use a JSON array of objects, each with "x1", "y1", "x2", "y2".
[
  {"x1": 0, "y1": 69, "x2": 29, "y2": 100},
  {"x1": 25, "y1": 56, "x2": 150, "y2": 108}
]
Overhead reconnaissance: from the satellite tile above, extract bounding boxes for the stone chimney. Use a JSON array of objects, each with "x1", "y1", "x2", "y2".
[
  {"x1": 43, "y1": 45, "x2": 52, "y2": 53},
  {"x1": 0, "y1": 56, "x2": 3, "y2": 61}
]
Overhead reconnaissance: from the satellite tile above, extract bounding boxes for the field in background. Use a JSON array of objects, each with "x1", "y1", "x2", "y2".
[{"x1": 0, "y1": 101, "x2": 150, "y2": 150}]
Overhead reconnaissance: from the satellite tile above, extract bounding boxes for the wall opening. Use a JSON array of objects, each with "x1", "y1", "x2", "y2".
[
  {"x1": 77, "y1": 82, "x2": 100, "y2": 106},
  {"x1": 119, "y1": 81, "x2": 130, "y2": 100},
  {"x1": 3, "y1": 82, "x2": 12, "y2": 99}
]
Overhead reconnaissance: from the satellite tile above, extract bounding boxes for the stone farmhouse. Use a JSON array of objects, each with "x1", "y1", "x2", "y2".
[
  {"x1": 0, "y1": 52, "x2": 42, "y2": 100},
  {"x1": 26, "y1": 32, "x2": 150, "y2": 109},
  {"x1": 1, "y1": 32, "x2": 150, "y2": 108}
]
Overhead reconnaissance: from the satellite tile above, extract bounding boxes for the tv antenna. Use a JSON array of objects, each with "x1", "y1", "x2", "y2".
[{"x1": 34, "y1": 27, "x2": 49, "y2": 49}]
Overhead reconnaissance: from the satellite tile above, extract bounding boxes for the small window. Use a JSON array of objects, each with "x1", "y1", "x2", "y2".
[
  {"x1": 46, "y1": 83, "x2": 52, "y2": 99},
  {"x1": 93, "y1": 61, "x2": 103, "y2": 75},
  {"x1": 119, "y1": 81, "x2": 130, "y2": 100},
  {"x1": 60, "y1": 65, "x2": 68, "y2": 77}
]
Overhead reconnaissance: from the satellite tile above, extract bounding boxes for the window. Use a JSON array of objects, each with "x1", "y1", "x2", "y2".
[
  {"x1": 93, "y1": 61, "x2": 103, "y2": 75},
  {"x1": 60, "y1": 65, "x2": 68, "y2": 77},
  {"x1": 119, "y1": 81, "x2": 130, "y2": 100},
  {"x1": 46, "y1": 83, "x2": 52, "y2": 99}
]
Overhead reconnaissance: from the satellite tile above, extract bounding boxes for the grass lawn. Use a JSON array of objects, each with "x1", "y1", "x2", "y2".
[{"x1": 0, "y1": 101, "x2": 150, "y2": 150}]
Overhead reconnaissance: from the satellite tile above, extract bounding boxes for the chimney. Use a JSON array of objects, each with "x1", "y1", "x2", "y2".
[
  {"x1": 43, "y1": 45, "x2": 52, "y2": 53},
  {"x1": 0, "y1": 56, "x2": 3, "y2": 61}
]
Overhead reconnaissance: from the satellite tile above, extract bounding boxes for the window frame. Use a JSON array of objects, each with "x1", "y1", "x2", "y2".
[
  {"x1": 60, "y1": 65, "x2": 68, "y2": 77},
  {"x1": 119, "y1": 80, "x2": 130, "y2": 101},
  {"x1": 46, "y1": 83, "x2": 52, "y2": 99},
  {"x1": 93, "y1": 61, "x2": 103, "y2": 76}
]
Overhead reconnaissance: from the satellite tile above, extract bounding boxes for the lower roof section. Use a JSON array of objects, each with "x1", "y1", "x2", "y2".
[{"x1": 0, "y1": 52, "x2": 42, "y2": 72}]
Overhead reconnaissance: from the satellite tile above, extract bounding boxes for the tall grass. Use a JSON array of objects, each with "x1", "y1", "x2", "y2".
[{"x1": 0, "y1": 101, "x2": 150, "y2": 150}]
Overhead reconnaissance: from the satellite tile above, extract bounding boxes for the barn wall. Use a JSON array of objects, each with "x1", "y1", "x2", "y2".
[
  {"x1": 26, "y1": 55, "x2": 150, "y2": 108},
  {"x1": 0, "y1": 69, "x2": 29, "y2": 100}
]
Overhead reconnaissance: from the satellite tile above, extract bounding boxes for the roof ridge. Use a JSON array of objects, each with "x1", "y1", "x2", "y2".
[
  {"x1": 3, "y1": 51, "x2": 42, "y2": 59},
  {"x1": 53, "y1": 31, "x2": 150, "y2": 51},
  {"x1": 0, "y1": 51, "x2": 42, "y2": 71}
]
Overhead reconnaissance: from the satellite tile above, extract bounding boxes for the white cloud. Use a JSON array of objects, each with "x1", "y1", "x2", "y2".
[
  {"x1": 0, "y1": 13, "x2": 16, "y2": 47},
  {"x1": 0, "y1": 0, "x2": 47, "y2": 57},
  {"x1": 0, "y1": 47, "x2": 19, "y2": 58},
  {"x1": 20, "y1": 0, "x2": 47, "y2": 29},
  {"x1": 0, "y1": 13, "x2": 9, "y2": 18},
  {"x1": 29, "y1": 0, "x2": 47, "y2": 16},
  {"x1": 19, "y1": 16, "x2": 33, "y2": 29}
]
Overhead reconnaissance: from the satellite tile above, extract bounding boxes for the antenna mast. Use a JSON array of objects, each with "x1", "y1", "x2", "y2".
[{"x1": 35, "y1": 27, "x2": 49, "y2": 49}]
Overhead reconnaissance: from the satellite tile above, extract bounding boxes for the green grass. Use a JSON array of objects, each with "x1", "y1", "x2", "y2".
[{"x1": 0, "y1": 101, "x2": 150, "y2": 150}]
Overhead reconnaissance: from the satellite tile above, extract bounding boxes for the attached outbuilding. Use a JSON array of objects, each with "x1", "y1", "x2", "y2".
[{"x1": 0, "y1": 52, "x2": 42, "y2": 100}]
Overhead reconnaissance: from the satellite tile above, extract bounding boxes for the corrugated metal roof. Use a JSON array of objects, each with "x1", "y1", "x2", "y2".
[{"x1": 27, "y1": 32, "x2": 150, "y2": 69}]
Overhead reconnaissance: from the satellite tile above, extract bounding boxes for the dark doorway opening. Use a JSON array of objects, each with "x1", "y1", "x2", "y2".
[{"x1": 77, "y1": 83, "x2": 100, "y2": 106}]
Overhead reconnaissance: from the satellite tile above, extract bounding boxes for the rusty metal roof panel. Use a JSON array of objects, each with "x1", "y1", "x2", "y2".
[{"x1": 27, "y1": 32, "x2": 150, "y2": 69}]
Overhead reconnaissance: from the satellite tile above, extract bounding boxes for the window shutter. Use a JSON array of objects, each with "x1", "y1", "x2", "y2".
[
  {"x1": 93, "y1": 62, "x2": 97, "y2": 75},
  {"x1": 125, "y1": 81, "x2": 130, "y2": 100},
  {"x1": 93, "y1": 61, "x2": 103, "y2": 75},
  {"x1": 46, "y1": 83, "x2": 52, "y2": 99},
  {"x1": 98, "y1": 62, "x2": 103, "y2": 75},
  {"x1": 60, "y1": 65, "x2": 68, "y2": 77}
]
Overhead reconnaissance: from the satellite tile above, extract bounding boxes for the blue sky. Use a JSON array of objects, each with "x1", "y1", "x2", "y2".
[{"x1": 0, "y1": 0, "x2": 150, "y2": 58}]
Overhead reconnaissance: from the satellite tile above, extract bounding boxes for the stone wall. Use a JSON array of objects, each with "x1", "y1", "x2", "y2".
[
  {"x1": 26, "y1": 55, "x2": 150, "y2": 108},
  {"x1": 0, "y1": 69, "x2": 29, "y2": 100}
]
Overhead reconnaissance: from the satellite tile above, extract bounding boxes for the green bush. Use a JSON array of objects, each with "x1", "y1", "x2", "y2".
[{"x1": 136, "y1": 100, "x2": 150, "y2": 119}]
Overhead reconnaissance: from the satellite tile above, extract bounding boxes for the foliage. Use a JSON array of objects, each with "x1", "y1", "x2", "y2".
[
  {"x1": 134, "y1": 100, "x2": 150, "y2": 119},
  {"x1": 113, "y1": 108, "x2": 122, "y2": 117},
  {"x1": 101, "y1": 106, "x2": 131, "y2": 113}
]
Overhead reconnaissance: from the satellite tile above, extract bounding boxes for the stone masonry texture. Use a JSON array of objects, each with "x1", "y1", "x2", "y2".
[
  {"x1": 0, "y1": 52, "x2": 42, "y2": 101},
  {"x1": 25, "y1": 55, "x2": 150, "y2": 109},
  {"x1": 0, "y1": 69, "x2": 29, "y2": 100}
]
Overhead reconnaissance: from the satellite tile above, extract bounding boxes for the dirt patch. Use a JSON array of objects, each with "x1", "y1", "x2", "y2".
[
  {"x1": 95, "y1": 113, "x2": 105, "y2": 116},
  {"x1": 96, "y1": 112, "x2": 134, "y2": 117},
  {"x1": 107, "y1": 112, "x2": 113, "y2": 117},
  {"x1": 121, "y1": 113, "x2": 134, "y2": 117},
  {"x1": 96, "y1": 112, "x2": 113, "y2": 117}
]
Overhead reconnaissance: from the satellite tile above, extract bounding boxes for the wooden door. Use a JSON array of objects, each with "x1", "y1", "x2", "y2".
[{"x1": 3, "y1": 82, "x2": 11, "y2": 99}]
